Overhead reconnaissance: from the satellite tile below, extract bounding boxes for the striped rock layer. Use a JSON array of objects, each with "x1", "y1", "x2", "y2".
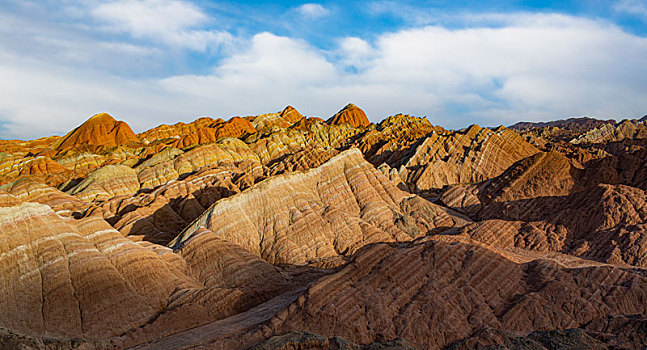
[
  {"x1": 262, "y1": 238, "x2": 647, "y2": 349},
  {"x1": 371, "y1": 124, "x2": 540, "y2": 193},
  {"x1": 52, "y1": 113, "x2": 139, "y2": 152},
  {"x1": 0, "y1": 200, "x2": 318, "y2": 347},
  {"x1": 326, "y1": 103, "x2": 370, "y2": 128},
  {"x1": 171, "y1": 149, "x2": 469, "y2": 266},
  {"x1": 440, "y1": 150, "x2": 647, "y2": 267}
]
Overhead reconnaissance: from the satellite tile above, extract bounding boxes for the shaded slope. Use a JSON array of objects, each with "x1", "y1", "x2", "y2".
[
  {"x1": 0, "y1": 200, "x2": 321, "y2": 347},
  {"x1": 262, "y1": 239, "x2": 647, "y2": 349},
  {"x1": 170, "y1": 149, "x2": 469, "y2": 266},
  {"x1": 395, "y1": 124, "x2": 539, "y2": 192},
  {"x1": 357, "y1": 114, "x2": 445, "y2": 168},
  {"x1": 440, "y1": 151, "x2": 647, "y2": 267},
  {"x1": 571, "y1": 119, "x2": 647, "y2": 145}
]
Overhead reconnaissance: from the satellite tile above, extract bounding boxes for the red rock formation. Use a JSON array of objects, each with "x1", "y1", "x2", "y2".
[
  {"x1": 327, "y1": 103, "x2": 370, "y2": 128},
  {"x1": 249, "y1": 107, "x2": 304, "y2": 132},
  {"x1": 267, "y1": 145, "x2": 339, "y2": 176},
  {"x1": 279, "y1": 105, "x2": 304, "y2": 124},
  {"x1": 0, "y1": 177, "x2": 87, "y2": 215},
  {"x1": 82, "y1": 146, "x2": 343, "y2": 246},
  {"x1": 250, "y1": 112, "x2": 291, "y2": 131},
  {"x1": 138, "y1": 117, "x2": 222, "y2": 142},
  {"x1": 247, "y1": 126, "x2": 359, "y2": 164},
  {"x1": 69, "y1": 164, "x2": 140, "y2": 201},
  {"x1": 0, "y1": 202, "x2": 192, "y2": 340},
  {"x1": 441, "y1": 151, "x2": 581, "y2": 212},
  {"x1": 95, "y1": 163, "x2": 259, "y2": 244},
  {"x1": 137, "y1": 139, "x2": 260, "y2": 190},
  {"x1": 171, "y1": 117, "x2": 256, "y2": 149},
  {"x1": 15, "y1": 156, "x2": 68, "y2": 177},
  {"x1": 0, "y1": 136, "x2": 59, "y2": 156},
  {"x1": 52, "y1": 113, "x2": 139, "y2": 151},
  {"x1": 0, "y1": 154, "x2": 70, "y2": 185},
  {"x1": 290, "y1": 117, "x2": 325, "y2": 131}
]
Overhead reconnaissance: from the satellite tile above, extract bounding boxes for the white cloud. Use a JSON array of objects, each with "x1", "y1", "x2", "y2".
[
  {"x1": 338, "y1": 37, "x2": 374, "y2": 70},
  {"x1": 0, "y1": 6, "x2": 161, "y2": 72},
  {"x1": 92, "y1": 0, "x2": 232, "y2": 51},
  {"x1": 0, "y1": 56, "x2": 211, "y2": 139},
  {"x1": 613, "y1": 0, "x2": 647, "y2": 19},
  {"x1": 1, "y1": 11, "x2": 647, "y2": 139},
  {"x1": 297, "y1": 3, "x2": 330, "y2": 19},
  {"x1": 161, "y1": 14, "x2": 647, "y2": 127},
  {"x1": 160, "y1": 32, "x2": 340, "y2": 116}
]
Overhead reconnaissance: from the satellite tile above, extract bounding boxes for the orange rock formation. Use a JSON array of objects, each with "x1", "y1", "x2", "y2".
[
  {"x1": 52, "y1": 113, "x2": 139, "y2": 151},
  {"x1": 326, "y1": 103, "x2": 370, "y2": 128}
]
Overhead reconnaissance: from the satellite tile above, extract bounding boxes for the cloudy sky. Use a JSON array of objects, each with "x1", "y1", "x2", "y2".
[{"x1": 1, "y1": 0, "x2": 646, "y2": 139}]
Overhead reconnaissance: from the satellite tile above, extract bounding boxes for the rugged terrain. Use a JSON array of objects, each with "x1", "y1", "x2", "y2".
[{"x1": 1, "y1": 104, "x2": 646, "y2": 349}]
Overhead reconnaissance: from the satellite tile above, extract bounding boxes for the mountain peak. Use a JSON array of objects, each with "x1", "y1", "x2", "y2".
[
  {"x1": 326, "y1": 103, "x2": 369, "y2": 128},
  {"x1": 279, "y1": 105, "x2": 304, "y2": 124},
  {"x1": 87, "y1": 112, "x2": 116, "y2": 123},
  {"x1": 53, "y1": 112, "x2": 139, "y2": 151}
]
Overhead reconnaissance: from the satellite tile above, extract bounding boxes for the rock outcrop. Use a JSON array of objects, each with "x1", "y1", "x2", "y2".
[
  {"x1": 0, "y1": 177, "x2": 87, "y2": 215},
  {"x1": 0, "y1": 200, "x2": 322, "y2": 347},
  {"x1": 510, "y1": 117, "x2": 616, "y2": 143},
  {"x1": 136, "y1": 139, "x2": 260, "y2": 190},
  {"x1": 138, "y1": 117, "x2": 222, "y2": 142},
  {"x1": 249, "y1": 106, "x2": 304, "y2": 131},
  {"x1": 94, "y1": 161, "x2": 262, "y2": 244},
  {"x1": 170, "y1": 117, "x2": 256, "y2": 149},
  {"x1": 250, "y1": 331, "x2": 417, "y2": 350},
  {"x1": 69, "y1": 164, "x2": 140, "y2": 201},
  {"x1": 327, "y1": 103, "x2": 370, "y2": 128},
  {"x1": 357, "y1": 114, "x2": 445, "y2": 167},
  {"x1": 440, "y1": 150, "x2": 647, "y2": 267},
  {"x1": 171, "y1": 149, "x2": 469, "y2": 266},
  {"x1": 0, "y1": 153, "x2": 70, "y2": 185},
  {"x1": 440, "y1": 151, "x2": 580, "y2": 212},
  {"x1": 261, "y1": 238, "x2": 647, "y2": 349},
  {"x1": 448, "y1": 327, "x2": 607, "y2": 350},
  {"x1": 0, "y1": 136, "x2": 60, "y2": 157},
  {"x1": 52, "y1": 113, "x2": 139, "y2": 151},
  {"x1": 570, "y1": 119, "x2": 647, "y2": 145},
  {"x1": 394, "y1": 124, "x2": 539, "y2": 192},
  {"x1": 280, "y1": 105, "x2": 305, "y2": 124}
]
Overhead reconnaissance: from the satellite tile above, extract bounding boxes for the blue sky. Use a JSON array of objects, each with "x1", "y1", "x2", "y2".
[{"x1": 0, "y1": 0, "x2": 646, "y2": 139}]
